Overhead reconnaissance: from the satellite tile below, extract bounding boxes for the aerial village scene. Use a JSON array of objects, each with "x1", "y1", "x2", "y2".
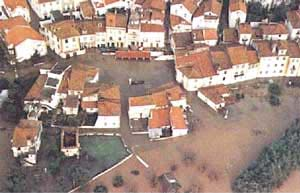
[{"x1": 2, "y1": 0, "x2": 300, "y2": 192}]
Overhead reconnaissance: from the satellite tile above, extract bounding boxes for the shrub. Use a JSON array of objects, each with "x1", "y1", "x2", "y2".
[
  {"x1": 112, "y1": 175, "x2": 124, "y2": 188},
  {"x1": 94, "y1": 185, "x2": 108, "y2": 193},
  {"x1": 268, "y1": 83, "x2": 281, "y2": 96},
  {"x1": 269, "y1": 94, "x2": 280, "y2": 106},
  {"x1": 130, "y1": 170, "x2": 140, "y2": 176},
  {"x1": 170, "y1": 164, "x2": 178, "y2": 171},
  {"x1": 0, "y1": 77, "x2": 9, "y2": 90}
]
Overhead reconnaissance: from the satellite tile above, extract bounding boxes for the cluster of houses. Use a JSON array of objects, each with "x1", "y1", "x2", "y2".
[
  {"x1": 0, "y1": 0, "x2": 168, "y2": 61},
  {"x1": 7, "y1": 0, "x2": 300, "y2": 166},
  {"x1": 12, "y1": 62, "x2": 122, "y2": 165},
  {"x1": 128, "y1": 84, "x2": 190, "y2": 139},
  {"x1": 169, "y1": 0, "x2": 300, "y2": 112}
]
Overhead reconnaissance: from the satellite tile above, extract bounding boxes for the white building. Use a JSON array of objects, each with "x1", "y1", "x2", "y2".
[
  {"x1": 228, "y1": 0, "x2": 247, "y2": 28},
  {"x1": 260, "y1": 23, "x2": 289, "y2": 41},
  {"x1": 3, "y1": 0, "x2": 31, "y2": 22},
  {"x1": 238, "y1": 23, "x2": 252, "y2": 45},
  {"x1": 95, "y1": 101, "x2": 121, "y2": 128},
  {"x1": 286, "y1": 10, "x2": 300, "y2": 40},
  {"x1": 170, "y1": 15, "x2": 192, "y2": 33},
  {"x1": 128, "y1": 85, "x2": 188, "y2": 120},
  {"x1": 192, "y1": 29, "x2": 218, "y2": 46},
  {"x1": 148, "y1": 107, "x2": 188, "y2": 139},
  {"x1": 44, "y1": 20, "x2": 85, "y2": 58},
  {"x1": 170, "y1": 0, "x2": 198, "y2": 23},
  {"x1": 197, "y1": 85, "x2": 231, "y2": 112},
  {"x1": 105, "y1": 12, "x2": 127, "y2": 48},
  {"x1": 11, "y1": 119, "x2": 43, "y2": 166},
  {"x1": 63, "y1": 95, "x2": 79, "y2": 115},
  {"x1": 0, "y1": 17, "x2": 47, "y2": 63},
  {"x1": 140, "y1": 23, "x2": 165, "y2": 48},
  {"x1": 192, "y1": 0, "x2": 222, "y2": 30},
  {"x1": 253, "y1": 40, "x2": 290, "y2": 78}
]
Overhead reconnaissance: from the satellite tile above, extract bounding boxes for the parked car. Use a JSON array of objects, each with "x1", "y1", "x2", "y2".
[
  {"x1": 129, "y1": 78, "x2": 145, "y2": 85},
  {"x1": 287, "y1": 78, "x2": 300, "y2": 88}
]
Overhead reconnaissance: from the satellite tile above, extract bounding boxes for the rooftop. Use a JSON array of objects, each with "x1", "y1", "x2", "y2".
[{"x1": 12, "y1": 119, "x2": 42, "y2": 147}]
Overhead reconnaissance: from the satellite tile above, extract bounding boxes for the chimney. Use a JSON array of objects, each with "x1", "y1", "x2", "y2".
[{"x1": 272, "y1": 43, "x2": 278, "y2": 53}]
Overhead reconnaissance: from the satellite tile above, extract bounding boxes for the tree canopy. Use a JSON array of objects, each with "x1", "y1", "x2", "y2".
[{"x1": 232, "y1": 119, "x2": 300, "y2": 192}]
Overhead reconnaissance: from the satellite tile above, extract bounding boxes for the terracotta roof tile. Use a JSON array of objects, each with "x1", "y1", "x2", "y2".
[
  {"x1": 226, "y1": 45, "x2": 249, "y2": 65},
  {"x1": 12, "y1": 119, "x2": 42, "y2": 147},
  {"x1": 98, "y1": 101, "x2": 120, "y2": 116},
  {"x1": 68, "y1": 64, "x2": 99, "y2": 92},
  {"x1": 81, "y1": 101, "x2": 97, "y2": 109},
  {"x1": 172, "y1": 0, "x2": 198, "y2": 13},
  {"x1": 176, "y1": 50, "x2": 216, "y2": 78},
  {"x1": 0, "y1": 16, "x2": 28, "y2": 30},
  {"x1": 198, "y1": 84, "x2": 231, "y2": 105},
  {"x1": 260, "y1": 23, "x2": 288, "y2": 35},
  {"x1": 4, "y1": 0, "x2": 28, "y2": 10},
  {"x1": 106, "y1": 12, "x2": 127, "y2": 28},
  {"x1": 170, "y1": 15, "x2": 191, "y2": 28},
  {"x1": 129, "y1": 95, "x2": 154, "y2": 106},
  {"x1": 5, "y1": 26, "x2": 44, "y2": 46},
  {"x1": 238, "y1": 23, "x2": 252, "y2": 34},
  {"x1": 141, "y1": 23, "x2": 164, "y2": 32},
  {"x1": 229, "y1": 0, "x2": 246, "y2": 13},
  {"x1": 64, "y1": 95, "x2": 79, "y2": 108},
  {"x1": 24, "y1": 74, "x2": 47, "y2": 101},
  {"x1": 170, "y1": 107, "x2": 187, "y2": 129},
  {"x1": 287, "y1": 10, "x2": 300, "y2": 28},
  {"x1": 80, "y1": 1, "x2": 95, "y2": 19},
  {"x1": 193, "y1": 0, "x2": 222, "y2": 18},
  {"x1": 148, "y1": 108, "x2": 170, "y2": 128}
]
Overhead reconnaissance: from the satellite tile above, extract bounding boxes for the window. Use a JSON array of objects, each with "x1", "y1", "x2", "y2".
[
  {"x1": 281, "y1": 63, "x2": 284, "y2": 66},
  {"x1": 65, "y1": 39, "x2": 68, "y2": 43},
  {"x1": 223, "y1": 77, "x2": 226, "y2": 81}
]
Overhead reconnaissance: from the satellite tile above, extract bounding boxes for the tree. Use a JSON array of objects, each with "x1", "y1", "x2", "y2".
[
  {"x1": 269, "y1": 94, "x2": 280, "y2": 106},
  {"x1": 268, "y1": 83, "x2": 281, "y2": 96},
  {"x1": 112, "y1": 175, "x2": 124, "y2": 188},
  {"x1": 271, "y1": 3, "x2": 288, "y2": 22},
  {"x1": 0, "y1": 77, "x2": 9, "y2": 90},
  {"x1": 94, "y1": 185, "x2": 108, "y2": 193},
  {"x1": 232, "y1": 119, "x2": 300, "y2": 193},
  {"x1": 67, "y1": 165, "x2": 89, "y2": 187},
  {"x1": 5, "y1": 167, "x2": 26, "y2": 192},
  {"x1": 289, "y1": 0, "x2": 300, "y2": 10},
  {"x1": 246, "y1": 2, "x2": 268, "y2": 22}
]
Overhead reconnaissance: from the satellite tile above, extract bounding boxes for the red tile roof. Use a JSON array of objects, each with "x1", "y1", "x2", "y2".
[
  {"x1": 24, "y1": 75, "x2": 47, "y2": 101},
  {"x1": 170, "y1": 107, "x2": 187, "y2": 129},
  {"x1": 198, "y1": 85, "x2": 231, "y2": 105},
  {"x1": 148, "y1": 108, "x2": 170, "y2": 128},
  {"x1": 176, "y1": 50, "x2": 217, "y2": 78},
  {"x1": 229, "y1": 0, "x2": 246, "y2": 13},
  {"x1": 5, "y1": 26, "x2": 44, "y2": 46},
  {"x1": 12, "y1": 119, "x2": 42, "y2": 147}
]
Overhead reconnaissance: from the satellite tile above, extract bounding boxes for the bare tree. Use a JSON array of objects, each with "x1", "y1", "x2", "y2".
[
  {"x1": 182, "y1": 151, "x2": 196, "y2": 166},
  {"x1": 145, "y1": 170, "x2": 158, "y2": 188}
]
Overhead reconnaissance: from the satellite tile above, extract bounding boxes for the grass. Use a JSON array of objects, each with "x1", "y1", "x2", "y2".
[{"x1": 80, "y1": 136, "x2": 129, "y2": 166}]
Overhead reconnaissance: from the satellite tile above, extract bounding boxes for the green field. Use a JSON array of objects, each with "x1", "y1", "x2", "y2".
[{"x1": 80, "y1": 136, "x2": 129, "y2": 166}]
